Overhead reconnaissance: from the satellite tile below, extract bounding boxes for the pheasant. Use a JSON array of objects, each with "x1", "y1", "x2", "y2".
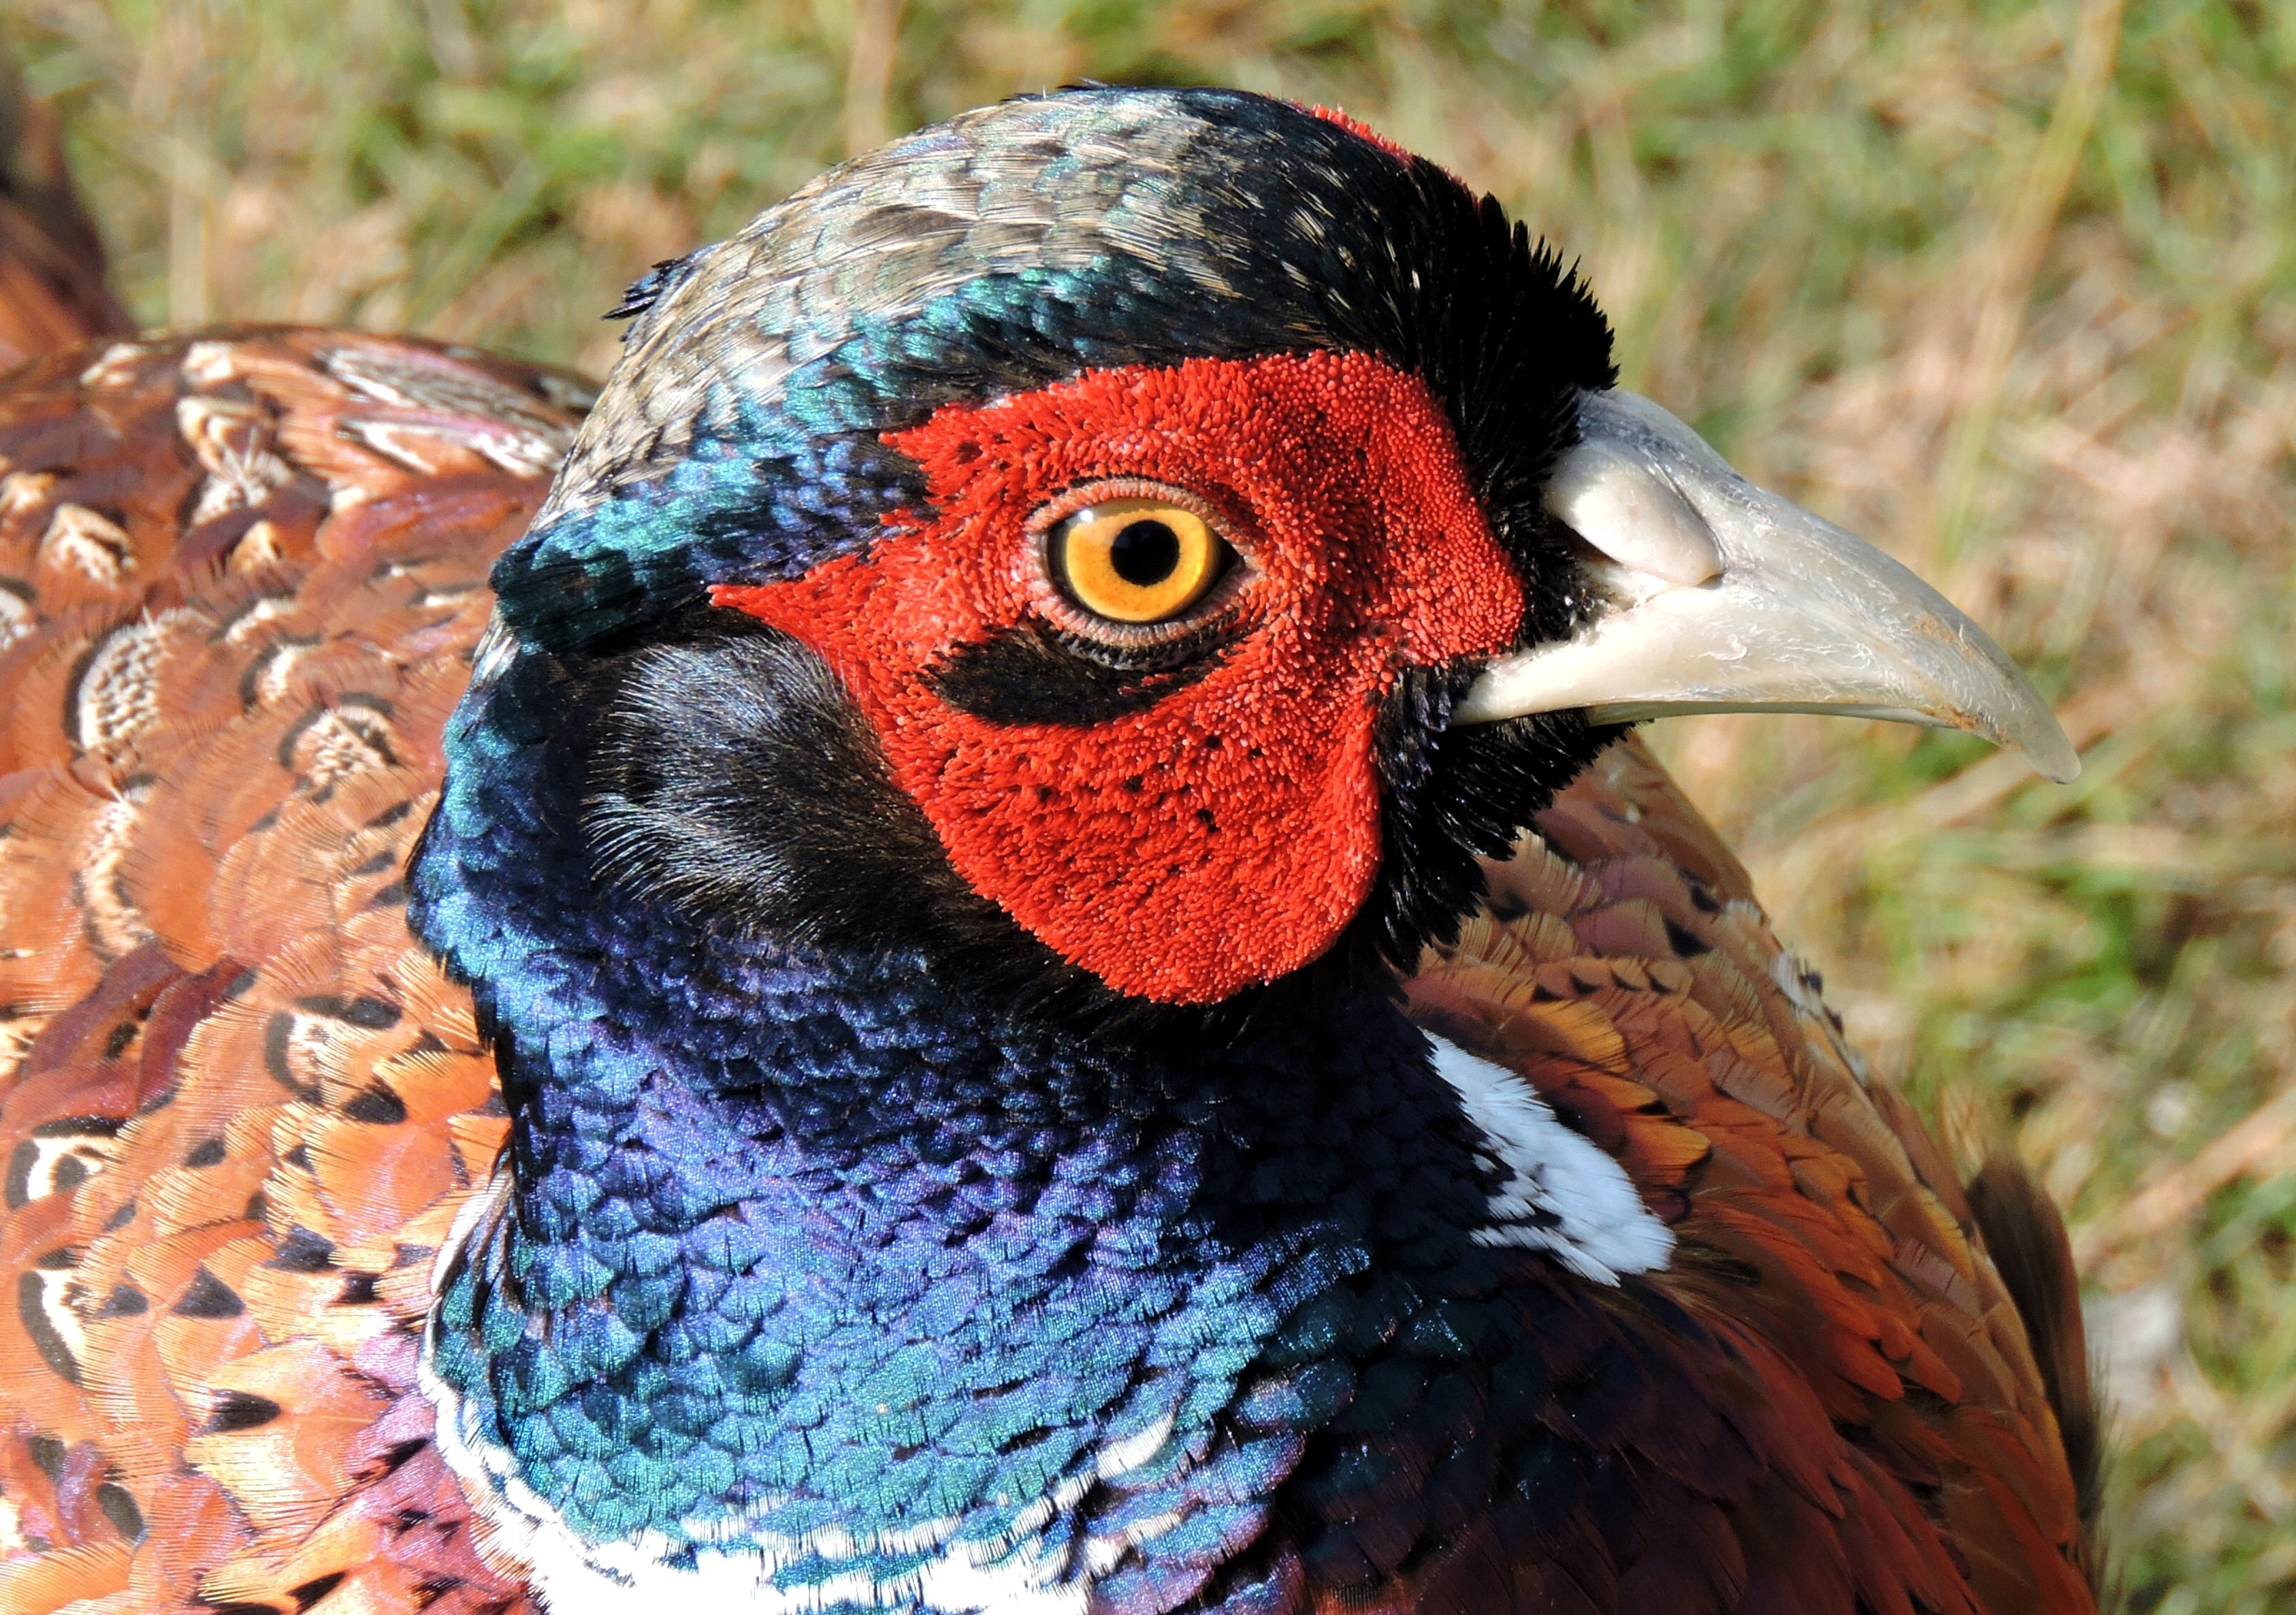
[{"x1": 0, "y1": 87, "x2": 2103, "y2": 1615}]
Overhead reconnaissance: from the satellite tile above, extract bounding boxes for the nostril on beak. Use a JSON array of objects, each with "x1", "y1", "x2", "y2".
[{"x1": 1543, "y1": 440, "x2": 1722, "y2": 589}]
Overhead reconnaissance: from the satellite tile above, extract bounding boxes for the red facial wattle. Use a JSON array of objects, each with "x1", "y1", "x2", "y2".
[{"x1": 713, "y1": 350, "x2": 1522, "y2": 1003}]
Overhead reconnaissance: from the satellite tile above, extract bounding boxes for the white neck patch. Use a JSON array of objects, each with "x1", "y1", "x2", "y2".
[{"x1": 1423, "y1": 1033, "x2": 1674, "y2": 1284}]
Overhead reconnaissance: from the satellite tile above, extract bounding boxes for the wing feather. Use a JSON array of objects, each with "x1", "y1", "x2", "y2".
[
  {"x1": 1405, "y1": 732, "x2": 2094, "y2": 1614},
  {"x1": 0, "y1": 332, "x2": 561, "y2": 1612}
]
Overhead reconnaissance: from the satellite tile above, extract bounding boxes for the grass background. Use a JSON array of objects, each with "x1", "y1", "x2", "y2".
[{"x1": 1, "y1": 0, "x2": 2289, "y2": 1607}]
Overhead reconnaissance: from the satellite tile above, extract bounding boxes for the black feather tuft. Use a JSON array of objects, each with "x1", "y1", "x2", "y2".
[{"x1": 604, "y1": 253, "x2": 699, "y2": 322}]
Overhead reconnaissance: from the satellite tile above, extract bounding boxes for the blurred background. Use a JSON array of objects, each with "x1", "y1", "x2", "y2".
[{"x1": 0, "y1": 0, "x2": 2286, "y2": 1606}]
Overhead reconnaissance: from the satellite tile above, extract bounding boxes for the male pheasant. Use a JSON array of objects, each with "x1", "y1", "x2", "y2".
[{"x1": 0, "y1": 88, "x2": 2102, "y2": 1615}]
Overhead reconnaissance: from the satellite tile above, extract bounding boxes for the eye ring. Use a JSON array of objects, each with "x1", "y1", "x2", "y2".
[{"x1": 1024, "y1": 478, "x2": 1252, "y2": 647}]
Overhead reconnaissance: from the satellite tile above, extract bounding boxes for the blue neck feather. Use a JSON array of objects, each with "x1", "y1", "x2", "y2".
[{"x1": 409, "y1": 636, "x2": 1538, "y2": 1607}]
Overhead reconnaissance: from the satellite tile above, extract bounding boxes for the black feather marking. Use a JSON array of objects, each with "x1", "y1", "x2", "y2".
[
  {"x1": 1662, "y1": 917, "x2": 1711, "y2": 958},
  {"x1": 295, "y1": 994, "x2": 402, "y2": 1030},
  {"x1": 379, "y1": 1436, "x2": 430, "y2": 1473},
  {"x1": 207, "y1": 1390, "x2": 283, "y2": 1432},
  {"x1": 96, "y1": 1481, "x2": 142, "y2": 1541},
  {"x1": 342, "y1": 1083, "x2": 410, "y2": 1126},
  {"x1": 291, "y1": 1573, "x2": 347, "y2": 1612},
  {"x1": 606, "y1": 254, "x2": 698, "y2": 322},
  {"x1": 268, "y1": 1225, "x2": 338, "y2": 1271},
  {"x1": 50, "y1": 1147, "x2": 88, "y2": 1202},
  {"x1": 15, "y1": 1271, "x2": 78, "y2": 1382},
  {"x1": 3, "y1": 1141, "x2": 33, "y2": 1209},
  {"x1": 172, "y1": 1266, "x2": 245, "y2": 1319},
  {"x1": 926, "y1": 621, "x2": 1229, "y2": 726},
  {"x1": 263, "y1": 1012, "x2": 314, "y2": 1100},
  {"x1": 31, "y1": 1115, "x2": 123, "y2": 1138}
]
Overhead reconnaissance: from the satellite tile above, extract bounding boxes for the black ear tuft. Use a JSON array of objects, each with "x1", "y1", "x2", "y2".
[{"x1": 606, "y1": 254, "x2": 700, "y2": 323}]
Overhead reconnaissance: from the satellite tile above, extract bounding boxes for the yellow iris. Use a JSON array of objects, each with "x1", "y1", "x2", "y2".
[{"x1": 1048, "y1": 498, "x2": 1228, "y2": 625}]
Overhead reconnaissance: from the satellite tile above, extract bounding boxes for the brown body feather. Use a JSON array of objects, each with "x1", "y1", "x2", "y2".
[
  {"x1": 1408, "y1": 741, "x2": 2099, "y2": 1614},
  {"x1": 0, "y1": 331, "x2": 2096, "y2": 1614},
  {"x1": 0, "y1": 331, "x2": 572, "y2": 1613}
]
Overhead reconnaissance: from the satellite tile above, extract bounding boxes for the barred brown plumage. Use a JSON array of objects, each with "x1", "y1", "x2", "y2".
[{"x1": 0, "y1": 331, "x2": 568, "y2": 1614}]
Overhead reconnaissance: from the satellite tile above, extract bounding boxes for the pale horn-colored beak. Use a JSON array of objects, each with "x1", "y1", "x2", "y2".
[{"x1": 1454, "y1": 389, "x2": 2080, "y2": 783}]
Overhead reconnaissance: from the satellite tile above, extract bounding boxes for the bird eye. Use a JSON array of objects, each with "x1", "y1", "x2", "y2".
[{"x1": 1047, "y1": 497, "x2": 1232, "y2": 625}]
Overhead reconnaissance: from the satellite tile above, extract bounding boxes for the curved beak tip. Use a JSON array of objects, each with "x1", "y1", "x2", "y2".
[
  {"x1": 1458, "y1": 387, "x2": 2085, "y2": 789},
  {"x1": 2017, "y1": 719, "x2": 2083, "y2": 785}
]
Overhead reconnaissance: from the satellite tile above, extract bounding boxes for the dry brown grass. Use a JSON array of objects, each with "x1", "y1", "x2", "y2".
[{"x1": 5, "y1": 1, "x2": 2291, "y2": 1605}]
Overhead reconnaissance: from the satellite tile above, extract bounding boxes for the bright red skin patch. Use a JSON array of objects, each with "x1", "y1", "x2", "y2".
[
  {"x1": 1306, "y1": 104, "x2": 1414, "y2": 165},
  {"x1": 713, "y1": 351, "x2": 1522, "y2": 1004}
]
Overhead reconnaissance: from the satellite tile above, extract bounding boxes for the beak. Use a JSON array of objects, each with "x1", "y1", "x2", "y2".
[{"x1": 1454, "y1": 389, "x2": 2080, "y2": 783}]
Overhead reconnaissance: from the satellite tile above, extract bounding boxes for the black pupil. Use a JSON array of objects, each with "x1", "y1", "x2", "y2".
[{"x1": 1109, "y1": 519, "x2": 1182, "y2": 587}]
